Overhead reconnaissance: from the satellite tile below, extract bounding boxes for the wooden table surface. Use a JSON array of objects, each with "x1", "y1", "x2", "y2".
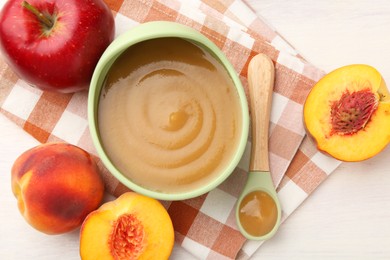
[{"x1": 248, "y1": 1, "x2": 390, "y2": 259}]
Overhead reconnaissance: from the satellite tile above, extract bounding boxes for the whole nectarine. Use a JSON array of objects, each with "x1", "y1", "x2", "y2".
[{"x1": 11, "y1": 142, "x2": 105, "y2": 235}]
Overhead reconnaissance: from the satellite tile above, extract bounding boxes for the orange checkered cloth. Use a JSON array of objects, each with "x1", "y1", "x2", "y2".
[{"x1": 0, "y1": 0, "x2": 342, "y2": 259}]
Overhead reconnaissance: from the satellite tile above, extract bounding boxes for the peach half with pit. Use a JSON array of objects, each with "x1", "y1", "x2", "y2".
[
  {"x1": 11, "y1": 142, "x2": 105, "y2": 234},
  {"x1": 79, "y1": 192, "x2": 175, "y2": 260},
  {"x1": 303, "y1": 64, "x2": 390, "y2": 162}
]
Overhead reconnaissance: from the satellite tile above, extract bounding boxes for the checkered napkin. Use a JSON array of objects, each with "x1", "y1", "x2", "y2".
[{"x1": 0, "y1": 0, "x2": 342, "y2": 259}]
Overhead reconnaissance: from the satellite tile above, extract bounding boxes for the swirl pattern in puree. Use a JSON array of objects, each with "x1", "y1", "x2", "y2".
[{"x1": 98, "y1": 38, "x2": 243, "y2": 193}]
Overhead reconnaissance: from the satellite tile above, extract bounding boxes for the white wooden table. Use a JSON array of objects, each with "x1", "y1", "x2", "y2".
[
  {"x1": 248, "y1": 1, "x2": 390, "y2": 259},
  {"x1": 1, "y1": 0, "x2": 389, "y2": 259}
]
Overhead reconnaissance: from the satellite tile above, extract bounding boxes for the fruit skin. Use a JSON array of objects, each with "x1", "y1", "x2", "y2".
[
  {"x1": 0, "y1": 0, "x2": 115, "y2": 93},
  {"x1": 11, "y1": 142, "x2": 105, "y2": 234},
  {"x1": 80, "y1": 192, "x2": 174, "y2": 260},
  {"x1": 303, "y1": 64, "x2": 390, "y2": 162}
]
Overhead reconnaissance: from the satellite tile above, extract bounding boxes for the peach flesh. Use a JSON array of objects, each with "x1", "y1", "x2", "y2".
[
  {"x1": 79, "y1": 192, "x2": 174, "y2": 260},
  {"x1": 303, "y1": 64, "x2": 390, "y2": 161}
]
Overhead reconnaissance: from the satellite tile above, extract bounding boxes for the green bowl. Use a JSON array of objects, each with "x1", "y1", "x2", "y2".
[{"x1": 88, "y1": 21, "x2": 249, "y2": 201}]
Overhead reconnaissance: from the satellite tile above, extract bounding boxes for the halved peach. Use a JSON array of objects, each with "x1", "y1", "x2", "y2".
[
  {"x1": 79, "y1": 192, "x2": 174, "y2": 260},
  {"x1": 304, "y1": 64, "x2": 390, "y2": 161}
]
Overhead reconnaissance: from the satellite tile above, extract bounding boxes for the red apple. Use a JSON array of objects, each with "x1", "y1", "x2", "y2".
[{"x1": 0, "y1": 0, "x2": 115, "y2": 93}]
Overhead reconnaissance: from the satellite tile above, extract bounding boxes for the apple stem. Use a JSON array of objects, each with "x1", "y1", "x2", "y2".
[{"x1": 22, "y1": 1, "x2": 53, "y2": 29}]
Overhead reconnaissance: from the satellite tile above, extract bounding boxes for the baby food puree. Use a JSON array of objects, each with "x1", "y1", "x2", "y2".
[{"x1": 98, "y1": 37, "x2": 243, "y2": 193}]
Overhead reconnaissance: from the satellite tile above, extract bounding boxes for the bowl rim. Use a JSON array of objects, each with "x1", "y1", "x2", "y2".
[{"x1": 88, "y1": 21, "x2": 249, "y2": 201}]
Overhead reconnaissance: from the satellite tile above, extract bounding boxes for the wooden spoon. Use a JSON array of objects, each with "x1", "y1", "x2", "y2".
[{"x1": 235, "y1": 53, "x2": 281, "y2": 240}]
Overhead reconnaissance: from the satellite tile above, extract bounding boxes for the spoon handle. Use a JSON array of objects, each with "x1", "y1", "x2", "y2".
[{"x1": 247, "y1": 53, "x2": 275, "y2": 172}]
